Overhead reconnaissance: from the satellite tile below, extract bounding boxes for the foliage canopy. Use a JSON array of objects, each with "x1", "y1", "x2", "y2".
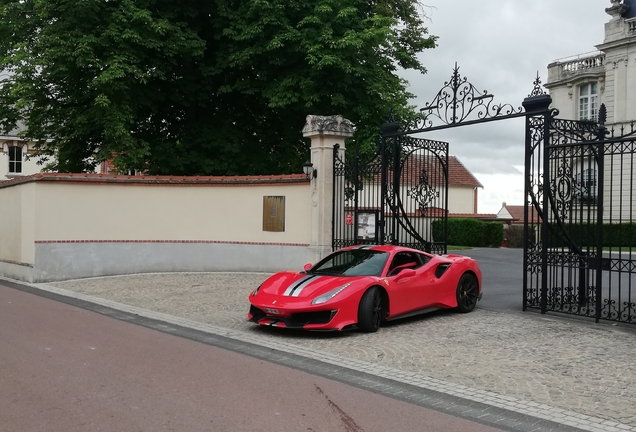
[{"x1": 0, "y1": 0, "x2": 436, "y2": 175}]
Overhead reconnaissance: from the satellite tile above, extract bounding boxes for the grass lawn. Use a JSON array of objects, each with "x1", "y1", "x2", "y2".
[{"x1": 447, "y1": 245, "x2": 472, "y2": 251}]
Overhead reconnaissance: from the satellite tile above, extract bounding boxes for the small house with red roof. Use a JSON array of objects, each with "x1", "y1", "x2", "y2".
[{"x1": 495, "y1": 202, "x2": 541, "y2": 225}]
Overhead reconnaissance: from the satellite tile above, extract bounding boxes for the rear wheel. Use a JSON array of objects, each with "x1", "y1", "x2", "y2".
[
  {"x1": 357, "y1": 287, "x2": 383, "y2": 332},
  {"x1": 456, "y1": 273, "x2": 479, "y2": 313}
]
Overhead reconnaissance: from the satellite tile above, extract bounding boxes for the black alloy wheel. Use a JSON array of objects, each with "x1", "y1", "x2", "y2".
[
  {"x1": 456, "y1": 274, "x2": 479, "y2": 313},
  {"x1": 358, "y1": 287, "x2": 383, "y2": 332}
]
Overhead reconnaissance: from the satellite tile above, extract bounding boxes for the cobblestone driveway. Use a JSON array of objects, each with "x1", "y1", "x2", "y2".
[{"x1": 46, "y1": 271, "x2": 636, "y2": 429}]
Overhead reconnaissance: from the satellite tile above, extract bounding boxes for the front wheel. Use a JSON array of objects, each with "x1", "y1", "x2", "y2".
[
  {"x1": 357, "y1": 287, "x2": 383, "y2": 332},
  {"x1": 456, "y1": 274, "x2": 479, "y2": 313}
]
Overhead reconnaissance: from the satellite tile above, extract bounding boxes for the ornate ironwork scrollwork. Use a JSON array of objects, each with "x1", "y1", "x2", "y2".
[
  {"x1": 406, "y1": 168, "x2": 439, "y2": 215},
  {"x1": 620, "y1": 302, "x2": 636, "y2": 323},
  {"x1": 601, "y1": 299, "x2": 620, "y2": 321},
  {"x1": 411, "y1": 64, "x2": 523, "y2": 130},
  {"x1": 402, "y1": 136, "x2": 448, "y2": 155},
  {"x1": 528, "y1": 72, "x2": 546, "y2": 98},
  {"x1": 527, "y1": 115, "x2": 546, "y2": 153},
  {"x1": 550, "y1": 160, "x2": 573, "y2": 221},
  {"x1": 528, "y1": 179, "x2": 543, "y2": 215},
  {"x1": 383, "y1": 232, "x2": 395, "y2": 245},
  {"x1": 544, "y1": 284, "x2": 596, "y2": 316},
  {"x1": 550, "y1": 116, "x2": 598, "y2": 146},
  {"x1": 385, "y1": 181, "x2": 395, "y2": 209},
  {"x1": 343, "y1": 184, "x2": 355, "y2": 203},
  {"x1": 526, "y1": 241, "x2": 542, "y2": 274}
]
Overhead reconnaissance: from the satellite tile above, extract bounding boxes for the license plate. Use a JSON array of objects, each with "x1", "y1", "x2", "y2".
[{"x1": 264, "y1": 308, "x2": 280, "y2": 315}]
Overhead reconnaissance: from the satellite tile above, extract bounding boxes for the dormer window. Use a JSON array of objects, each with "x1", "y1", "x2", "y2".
[
  {"x1": 8, "y1": 145, "x2": 23, "y2": 174},
  {"x1": 578, "y1": 83, "x2": 598, "y2": 121}
]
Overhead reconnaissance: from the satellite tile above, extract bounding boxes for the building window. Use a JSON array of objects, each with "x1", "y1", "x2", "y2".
[
  {"x1": 578, "y1": 83, "x2": 598, "y2": 121},
  {"x1": 573, "y1": 166, "x2": 597, "y2": 205},
  {"x1": 8, "y1": 146, "x2": 22, "y2": 174}
]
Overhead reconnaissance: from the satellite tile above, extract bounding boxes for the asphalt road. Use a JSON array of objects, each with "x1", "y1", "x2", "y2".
[
  {"x1": 0, "y1": 283, "x2": 506, "y2": 432},
  {"x1": 449, "y1": 247, "x2": 525, "y2": 312}
]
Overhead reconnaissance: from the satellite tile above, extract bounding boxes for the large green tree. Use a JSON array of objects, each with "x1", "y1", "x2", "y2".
[{"x1": 0, "y1": 0, "x2": 435, "y2": 175}]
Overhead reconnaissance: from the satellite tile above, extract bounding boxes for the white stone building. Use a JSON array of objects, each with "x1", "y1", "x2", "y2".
[
  {"x1": 544, "y1": 0, "x2": 636, "y2": 218},
  {"x1": 546, "y1": 0, "x2": 636, "y2": 129}
]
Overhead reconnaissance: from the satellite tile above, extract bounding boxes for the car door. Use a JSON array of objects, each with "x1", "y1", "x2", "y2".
[
  {"x1": 387, "y1": 252, "x2": 422, "y2": 315},
  {"x1": 387, "y1": 252, "x2": 444, "y2": 316}
]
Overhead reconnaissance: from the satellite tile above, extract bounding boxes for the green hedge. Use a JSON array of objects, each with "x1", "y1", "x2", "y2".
[
  {"x1": 506, "y1": 224, "x2": 525, "y2": 248},
  {"x1": 435, "y1": 221, "x2": 636, "y2": 249},
  {"x1": 483, "y1": 221, "x2": 504, "y2": 247},
  {"x1": 433, "y1": 218, "x2": 504, "y2": 247},
  {"x1": 547, "y1": 222, "x2": 636, "y2": 248}
]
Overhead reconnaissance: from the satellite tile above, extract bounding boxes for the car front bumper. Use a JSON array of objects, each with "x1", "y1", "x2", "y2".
[{"x1": 248, "y1": 305, "x2": 341, "y2": 330}]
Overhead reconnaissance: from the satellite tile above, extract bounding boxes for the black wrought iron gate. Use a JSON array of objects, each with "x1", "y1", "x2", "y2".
[
  {"x1": 332, "y1": 133, "x2": 449, "y2": 253},
  {"x1": 524, "y1": 97, "x2": 636, "y2": 324},
  {"x1": 332, "y1": 64, "x2": 636, "y2": 325},
  {"x1": 332, "y1": 64, "x2": 529, "y2": 254}
]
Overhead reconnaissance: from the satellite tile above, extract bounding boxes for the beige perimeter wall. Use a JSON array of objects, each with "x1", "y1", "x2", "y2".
[{"x1": 0, "y1": 174, "x2": 311, "y2": 282}]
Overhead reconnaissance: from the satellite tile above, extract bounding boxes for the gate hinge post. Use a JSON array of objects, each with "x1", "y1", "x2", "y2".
[{"x1": 302, "y1": 115, "x2": 354, "y2": 262}]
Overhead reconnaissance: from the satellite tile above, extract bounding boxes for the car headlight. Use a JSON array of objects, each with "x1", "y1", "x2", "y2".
[
  {"x1": 312, "y1": 283, "x2": 352, "y2": 305},
  {"x1": 251, "y1": 284, "x2": 262, "y2": 297}
]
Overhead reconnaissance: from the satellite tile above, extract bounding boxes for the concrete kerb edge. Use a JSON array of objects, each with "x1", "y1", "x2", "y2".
[{"x1": 5, "y1": 276, "x2": 635, "y2": 432}]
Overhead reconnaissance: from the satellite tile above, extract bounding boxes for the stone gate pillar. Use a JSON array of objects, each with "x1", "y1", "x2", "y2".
[{"x1": 302, "y1": 115, "x2": 354, "y2": 263}]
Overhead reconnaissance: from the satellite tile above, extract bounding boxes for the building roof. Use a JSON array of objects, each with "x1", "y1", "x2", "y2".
[
  {"x1": 503, "y1": 205, "x2": 526, "y2": 221},
  {"x1": 387, "y1": 154, "x2": 483, "y2": 188},
  {"x1": 496, "y1": 203, "x2": 541, "y2": 224},
  {"x1": 0, "y1": 121, "x2": 27, "y2": 140},
  {"x1": 448, "y1": 156, "x2": 483, "y2": 188}
]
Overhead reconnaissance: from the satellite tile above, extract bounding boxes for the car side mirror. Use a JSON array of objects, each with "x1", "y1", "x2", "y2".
[
  {"x1": 303, "y1": 263, "x2": 313, "y2": 272},
  {"x1": 395, "y1": 268, "x2": 416, "y2": 281}
]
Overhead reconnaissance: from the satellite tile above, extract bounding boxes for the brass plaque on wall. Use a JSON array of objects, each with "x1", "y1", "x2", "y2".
[{"x1": 263, "y1": 196, "x2": 285, "y2": 232}]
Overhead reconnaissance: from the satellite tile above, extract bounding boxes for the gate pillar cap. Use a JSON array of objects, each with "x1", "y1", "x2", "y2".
[
  {"x1": 381, "y1": 120, "x2": 400, "y2": 135},
  {"x1": 522, "y1": 94, "x2": 552, "y2": 113},
  {"x1": 302, "y1": 115, "x2": 355, "y2": 138}
]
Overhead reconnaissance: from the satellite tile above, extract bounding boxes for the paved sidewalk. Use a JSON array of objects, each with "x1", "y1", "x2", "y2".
[{"x1": 26, "y1": 272, "x2": 636, "y2": 432}]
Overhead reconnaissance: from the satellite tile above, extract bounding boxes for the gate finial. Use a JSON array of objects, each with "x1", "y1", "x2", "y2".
[
  {"x1": 598, "y1": 104, "x2": 607, "y2": 126},
  {"x1": 528, "y1": 72, "x2": 546, "y2": 98}
]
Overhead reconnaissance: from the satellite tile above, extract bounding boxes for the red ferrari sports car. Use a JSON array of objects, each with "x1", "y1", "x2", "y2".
[{"x1": 248, "y1": 245, "x2": 482, "y2": 332}]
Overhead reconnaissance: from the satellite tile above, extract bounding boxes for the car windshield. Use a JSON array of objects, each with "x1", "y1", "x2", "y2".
[{"x1": 309, "y1": 249, "x2": 389, "y2": 277}]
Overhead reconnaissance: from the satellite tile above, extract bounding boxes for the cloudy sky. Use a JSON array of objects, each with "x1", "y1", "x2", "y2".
[{"x1": 398, "y1": 0, "x2": 610, "y2": 214}]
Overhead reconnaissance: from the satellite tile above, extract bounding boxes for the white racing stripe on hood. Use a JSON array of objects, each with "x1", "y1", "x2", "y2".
[{"x1": 283, "y1": 275, "x2": 322, "y2": 297}]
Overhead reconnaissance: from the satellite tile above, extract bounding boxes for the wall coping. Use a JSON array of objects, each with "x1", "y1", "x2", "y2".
[{"x1": 0, "y1": 172, "x2": 309, "y2": 188}]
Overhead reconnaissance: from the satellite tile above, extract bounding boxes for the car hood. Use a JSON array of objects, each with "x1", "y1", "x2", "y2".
[{"x1": 260, "y1": 272, "x2": 366, "y2": 298}]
